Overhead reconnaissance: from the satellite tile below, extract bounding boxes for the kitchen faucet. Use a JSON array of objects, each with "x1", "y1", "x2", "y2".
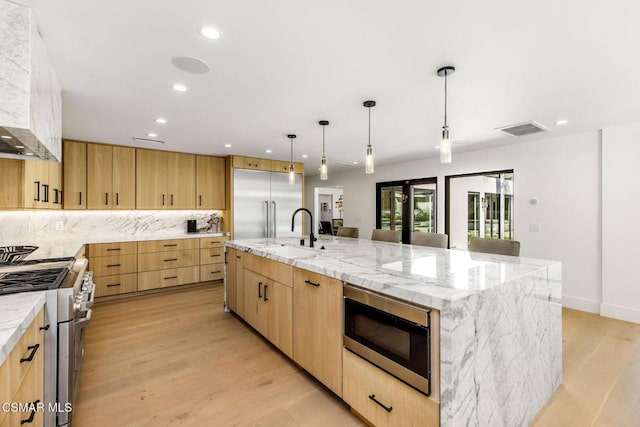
[{"x1": 291, "y1": 208, "x2": 316, "y2": 248}]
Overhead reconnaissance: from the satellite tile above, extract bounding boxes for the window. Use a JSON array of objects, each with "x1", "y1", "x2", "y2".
[{"x1": 467, "y1": 192, "x2": 480, "y2": 242}]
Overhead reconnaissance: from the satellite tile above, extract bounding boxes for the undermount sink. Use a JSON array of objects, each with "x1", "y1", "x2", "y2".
[{"x1": 264, "y1": 245, "x2": 317, "y2": 258}]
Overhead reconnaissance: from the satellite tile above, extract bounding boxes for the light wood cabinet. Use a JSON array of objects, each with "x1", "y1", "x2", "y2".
[
  {"x1": 292, "y1": 268, "x2": 343, "y2": 397},
  {"x1": 136, "y1": 149, "x2": 196, "y2": 209},
  {"x1": 231, "y1": 155, "x2": 271, "y2": 170},
  {"x1": 138, "y1": 249, "x2": 199, "y2": 271},
  {"x1": 138, "y1": 266, "x2": 200, "y2": 291},
  {"x1": 93, "y1": 273, "x2": 138, "y2": 297},
  {"x1": 138, "y1": 238, "x2": 199, "y2": 254},
  {"x1": 0, "y1": 158, "x2": 24, "y2": 208},
  {"x1": 225, "y1": 247, "x2": 244, "y2": 315},
  {"x1": 270, "y1": 160, "x2": 305, "y2": 174},
  {"x1": 87, "y1": 242, "x2": 138, "y2": 297},
  {"x1": 86, "y1": 241, "x2": 137, "y2": 257},
  {"x1": 82, "y1": 143, "x2": 136, "y2": 210},
  {"x1": 89, "y1": 254, "x2": 137, "y2": 277},
  {"x1": 62, "y1": 140, "x2": 87, "y2": 209},
  {"x1": 200, "y1": 236, "x2": 229, "y2": 249},
  {"x1": 1, "y1": 308, "x2": 45, "y2": 427},
  {"x1": 137, "y1": 237, "x2": 200, "y2": 291},
  {"x1": 343, "y1": 348, "x2": 439, "y2": 427},
  {"x1": 196, "y1": 155, "x2": 226, "y2": 209},
  {"x1": 244, "y1": 252, "x2": 292, "y2": 286},
  {"x1": 0, "y1": 159, "x2": 61, "y2": 209}
]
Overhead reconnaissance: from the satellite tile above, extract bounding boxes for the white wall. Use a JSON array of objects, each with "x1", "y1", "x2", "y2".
[
  {"x1": 306, "y1": 131, "x2": 602, "y2": 314},
  {"x1": 601, "y1": 123, "x2": 640, "y2": 323}
]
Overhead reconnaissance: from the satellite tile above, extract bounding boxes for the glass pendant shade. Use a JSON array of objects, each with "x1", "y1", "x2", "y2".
[
  {"x1": 365, "y1": 145, "x2": 374, "y2": 174},
  {"x1": 320, "y1": 155, "x2": 328, "y2": 180},
  {"x1": 440, "y1": 128, "x2": 452, "y2": 164},
  {"x1": 288, "y1": 163, "x2": 295, "y2": 184}
]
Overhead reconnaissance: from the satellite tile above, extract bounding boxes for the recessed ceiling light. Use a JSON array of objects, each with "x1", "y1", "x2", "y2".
[
  {"x1": 265, "y1": 149, "x2": 272, "y2": 153},
  {"x1": 555, "y1": 119, "x2": 568, "y2": 125},
  {"x1": 25, "y1": 152, "x2": 34, "y2": 156},
  {"x1": 16, "y1": 145, "x2": 24, "y2": 149},
  {"x1": 200, "y1": 26, "x2": 222, "y2": 40},
  {"x1": 172, "y1": 83, "x2": 188, "y2": 92},
  {"x1": 301, "y1": 154, "x2": 308, "y2": 158},
  {"x1": 147, "y1": 133, "x2": 158, "y2": 138},
  {"x1": 155, "y1": 118, "x2": 167, "y2": 124},
  {"x1": 0, "y1": 135, "x2": 12, "y2": 139},
  {"x1": 224, "y1": 144, "x2": 232, "y2": 148}
]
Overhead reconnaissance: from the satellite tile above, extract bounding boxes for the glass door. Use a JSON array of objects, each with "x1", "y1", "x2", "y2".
[{"x1": 379, "y1": 185, "x2": 404, "y2": 231}]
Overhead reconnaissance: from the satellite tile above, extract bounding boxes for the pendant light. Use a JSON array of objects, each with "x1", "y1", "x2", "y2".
[
  {"x1": 363, "y1": 100, "x2": 376, "y2": 174},
  {"x1": 437, "y1": 66, "x2": 455, "y2": 164},
  {"x1": 287, "y1": 134, "x2": 296, "y2": 184},
  {"x1": 319, "y1": 120, "x2": 329, "y2": 181}
]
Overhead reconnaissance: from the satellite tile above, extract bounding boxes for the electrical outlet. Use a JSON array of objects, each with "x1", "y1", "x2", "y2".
[
  {"x1": 55, "y1": 221, "x2": 64, "y2": 231},
  {"x1": 529, "y1": 223, "x2": 541, "y2": 232}
]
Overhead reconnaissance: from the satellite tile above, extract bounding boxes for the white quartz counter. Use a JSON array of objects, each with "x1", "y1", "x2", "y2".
[{"x1": 0, "y1": 291, "x2": 46, "y2": 365}]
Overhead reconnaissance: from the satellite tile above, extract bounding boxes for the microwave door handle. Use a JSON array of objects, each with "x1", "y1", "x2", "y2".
[{"x1": 272, "y1": 201, "x2": 277, "y2": 239}]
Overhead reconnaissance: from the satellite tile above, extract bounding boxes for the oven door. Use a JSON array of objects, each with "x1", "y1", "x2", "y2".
[{"x1": 343, "y1": 285, "x2": 431, "y2": 395}]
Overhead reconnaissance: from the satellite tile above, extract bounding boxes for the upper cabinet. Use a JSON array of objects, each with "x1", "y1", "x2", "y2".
[
  {"x1": 136, "y1": 149, "x2": 196, "y2": 209},
  {"x1": 0, "y1": 158, "x2": 62, "y2": 209},
  {"x1": 86, "y1": 143, "x2": 135, "y2": 209},
  {"x1": 196, "y1": 155, "x2": 225, "y2": 209},
  {"x1": 63, "y1": 141, "x2": 86, "y2": 209},
  {"x1": 232, "y1": 155, "x2": 304, "y2": 175}
]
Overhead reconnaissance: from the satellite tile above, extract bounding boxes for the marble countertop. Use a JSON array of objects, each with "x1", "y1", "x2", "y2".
[
  {"x1": 227, "y1": 236, "x2": 561, "y2": 310},
  {"x1": 0, "y1": 291, "x2": 46, "y2": 366}
]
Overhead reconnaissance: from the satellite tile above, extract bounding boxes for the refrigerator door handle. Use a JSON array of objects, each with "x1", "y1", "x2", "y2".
[
  {"x1": 264, "y1": 200, "x2": 270, "y2": 239},
  {"x1": 272, "y1": 201, "x2": 277, "y2": 239}
]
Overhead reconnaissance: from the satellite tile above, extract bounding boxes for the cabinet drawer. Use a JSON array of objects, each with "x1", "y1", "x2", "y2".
[
  {"x1": 86, "y1": 241, "x2": 137, "y2": 257},
  {"x1": 138, "y1": 266, "x2": 200, "y2": 291},
  {"x1": 10, "y1": 309, "x2": 45, "y2": 396},
  {"x1": 343, "y1": 349, "x2": 439, "y2": 427},
  {"x1": 244, "y1": 253, "x2": 292, "y2": 287},
  {"x1": 94, "y1": 273, "x2": 138, "y2": 297},
  {"x1": 200, "y1": 263, "x2": 224, "y2": 282},
  {"x1": 199, "y1": 236, "x2": 229, "y2": 249},
  {"x1": 138, "y1": 249, "x2": 199, "y2": 272},
  {"x1": 138, "y1": 238, "x2": 199, "y2": 253},
  {"x1": 200, "y1": 247, "x2": 224, "y2": 265},
  {"x1": 89, "y1": 254, "x2": 137, "y2": 276}
]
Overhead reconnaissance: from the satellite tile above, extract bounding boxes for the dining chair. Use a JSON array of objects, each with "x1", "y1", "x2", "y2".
[
  {"x1": 371, "y1": 229, "x2": 401, "y2": 243},
  {"x1": 337, "y1": 227, "x2": 359, "y2": 238},
  {"x1": 410, "y1": 232, "x2": 448, "y2": 248},
  {"x1": 468, "y1": 237, "x2": 520, "y2": 256}
]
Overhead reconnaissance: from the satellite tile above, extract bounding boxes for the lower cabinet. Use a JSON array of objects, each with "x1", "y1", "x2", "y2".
[
  {"x1": 138, "y1": 266, "x2": 200, "y2": 291},
  {"x1": 343, "y1": 348, "x2": 439, "y2": 427},
  {"x1": 1, "y1": 308, "x2": 45, "y2": 427},
  {"x1": 88, "y1": 241, "x2": 138, "y2": 298},
  {"x1": 93, "y1": 273, "x2": 138, "y2": 297},
  {"x1": 225, "y1": 247, "x2": 245, "y2": 316}
]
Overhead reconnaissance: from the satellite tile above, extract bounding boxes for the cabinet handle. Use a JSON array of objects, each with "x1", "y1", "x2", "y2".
[
  {"x1": 54, "y1": 188, "x2": 59, "y2": 204},
  {"x1": 170, "y1": 194, "x2": 174, "y2": 206},
  {"x1": 162, "y1": 194, "x2": 165, "y2": 206},
  {"x1": 20, "y1": 344, "x2": 40, "y2": 363},
  {"x1": 43, "y1": 184, "x2": 49, "y2": 203},
  {"x1": 304, "y1": 279, "x2": 321, "y2": 287},
  {"x1": 368, "y1": 394, "x2": 393, "y2": 413},
  {"x1": 105, "y1": 192, "x2": 108, "y2": 205},
  {"x1": 106, "y1": 248, "x2": 121, "y2": 251},
  {"x1": 34, "y1": 181, "x2": 40, "y2": 201},
  {"x1": 116, "y1": 192, "x2": 119, "y2": 205},
  {"x1": 211, "y1": 254, "x2": 221, "y2": 257},
  {"x1": 164, "y1": 258, "x2": 178, "y2": 262},
  {"x1": 79, "y1": 191, "x2": 82, "y2": 205},
  {"x1": 20, "y1": 400, "x2": 39, "y2": 425},
  {"x1": 39, "y1": 324, "x2": 50, "y2": 331},
  {"x1": 164, "y1": 276, "x2": 178, "y2": 280},
  {"x1": 107, "y1": 263, "x2": 121, "y2": 267},
  {"x1": 258, "y1": 282, "x2": 262, "y2": 298},
  {"x1": 163, "y1": 244, "x2": 178, "y2": 247},
  {"x1": 199, "y1": 195, "x2": 202, "y2": 206},
  {"x1": 60, "y1": 190, "x2": 63, "y2": 205},
  {"x1": 107, "y1": 283, "x2": 121, "y2": 287},
  {"x1": 236, "y1": 256, "x2": 241, "y2": 259},
  {"x1": 211, "y1": 270, "x2": 221, "y2": 274},
  {"x1": 263, "y1": 284, "x2": 269, "y2": 301}
]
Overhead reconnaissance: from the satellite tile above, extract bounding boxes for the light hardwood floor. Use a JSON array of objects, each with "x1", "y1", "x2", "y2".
[{"x1": 75, "y1": 285, "x2": 640, "y2": 427}]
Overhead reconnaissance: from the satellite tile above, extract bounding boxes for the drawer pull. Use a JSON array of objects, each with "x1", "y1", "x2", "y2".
[
  {"x1": 368, "y1": 394, "x2": 393, "y2": 413},
  {"x1": 258, "y1": 282, "x2": 263, "y2": 298},
  {"x1": 106, "y1": 248, "x2": 121, "y2": 251},
  {"x1": 20, "y1": 344, "x2": 40, "y2": 363},
  {"x1": 304, "y1": 279, "x2": 321, "y2": 287},
  {"x1": 164, "y1": 244, "x2": 178, "y2": 247},
  {"x1": 20, "y1": 400, "x2": 40, "y2": 425},
  {"x1": 263, "y1": 284, "x2": 269, "y2": 301},
  {"x1": 164, "y1": 276, "x2": 178, "y2": 280},
  {"x1": 211, "y1": 270, "x2": 221, "y2": 274},
  {"x1": 107, "y1": 283, "x2": 121, "y2": 287},
  {"x1": 164, "y1": 258, "x2": 178, "y2": 262},
  {"x1": 211, "y1": 254, "x2": 221, "y2": 257},
  {"x1": 39, "y1": 324, "x2": 50, "y2": 331},
  {"x1": 107, "y1": 263, "x2": 121, "y2": 267}
]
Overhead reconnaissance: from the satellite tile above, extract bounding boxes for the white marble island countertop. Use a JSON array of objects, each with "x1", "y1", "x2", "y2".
[{"x1": 0, "y1": 292, "x2": 46, "y2": 365}]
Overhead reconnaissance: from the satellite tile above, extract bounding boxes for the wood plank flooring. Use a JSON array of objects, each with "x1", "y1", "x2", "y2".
[{"x1": 75, "y1": 285, "x2": 640, "y2": 427}]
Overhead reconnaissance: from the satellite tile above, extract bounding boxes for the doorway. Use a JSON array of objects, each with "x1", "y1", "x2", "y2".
[
  {"x1": 376, "y1": 178, "x2": 437, "y2": 244},
  {"x1": 314, "y1": 186, "x2": 343, "y2": 235}
]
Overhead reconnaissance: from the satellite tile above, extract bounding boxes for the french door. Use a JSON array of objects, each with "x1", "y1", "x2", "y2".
[{"x1": 376, "y1": 178, "x2": 437, "y2": 244}]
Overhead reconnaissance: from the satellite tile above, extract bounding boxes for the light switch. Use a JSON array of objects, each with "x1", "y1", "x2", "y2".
[{"x1": 529, "y1": 223, "x2": 540, "y2": 232}]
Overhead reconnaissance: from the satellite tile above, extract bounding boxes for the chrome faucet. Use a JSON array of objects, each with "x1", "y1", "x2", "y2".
[{"x1": 291, "y1": 208, "x2": 316, "y2": 248}]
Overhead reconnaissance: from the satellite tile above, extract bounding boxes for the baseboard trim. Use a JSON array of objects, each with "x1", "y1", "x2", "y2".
[
  {"x1": 562, "y1": 295, "x2": 600, "y2": 314},
  {"x1": 600, "y1": 302, "x2": 640, "y2": 324}
]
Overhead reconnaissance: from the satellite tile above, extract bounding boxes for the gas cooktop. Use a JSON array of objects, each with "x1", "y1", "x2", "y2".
[{"x1": 0, "y1": 267, "x2": 70, "y2": 295}]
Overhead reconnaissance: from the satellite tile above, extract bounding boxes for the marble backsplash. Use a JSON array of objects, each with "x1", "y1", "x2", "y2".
[{"x1": 0, "y1": 210, "x2": 219, "y2": 245}]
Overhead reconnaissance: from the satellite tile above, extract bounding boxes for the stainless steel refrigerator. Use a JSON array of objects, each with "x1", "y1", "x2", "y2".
[{"x1": 233, "y1": 169, "x2": 303, "y2": 240}]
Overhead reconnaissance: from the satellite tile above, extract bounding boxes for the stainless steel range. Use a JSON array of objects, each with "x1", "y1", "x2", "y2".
[{"x1": 0, "y1": 255, "x2": 94, "y2": 427}]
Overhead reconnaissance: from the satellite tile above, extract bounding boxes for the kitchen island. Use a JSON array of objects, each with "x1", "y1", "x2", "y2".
[{"x1": 226, "y1": 236, "x2": 562, "y2": 427}]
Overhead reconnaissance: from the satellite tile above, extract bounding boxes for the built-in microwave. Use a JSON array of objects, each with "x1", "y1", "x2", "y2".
[{"x1": 343, "y1": 284, "x2": 431, "y2": 396}]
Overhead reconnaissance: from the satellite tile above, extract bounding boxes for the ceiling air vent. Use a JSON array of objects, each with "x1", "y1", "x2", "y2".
[
  {"x1": 494, "y1": 121, "x2": 550, "y2": 137},
  {"x1": 133, "y1": 137, "x2": 165, "y2": 144}
]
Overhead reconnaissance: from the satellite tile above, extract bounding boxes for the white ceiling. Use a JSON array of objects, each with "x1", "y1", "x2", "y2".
[{"x1": 32, "y1": 0, "x2": 640, "y2": 173}]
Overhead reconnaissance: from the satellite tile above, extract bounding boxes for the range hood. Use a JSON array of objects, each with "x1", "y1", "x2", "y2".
[{"x1": 0, "y1": 0, "x2": 62, "y2": 161}]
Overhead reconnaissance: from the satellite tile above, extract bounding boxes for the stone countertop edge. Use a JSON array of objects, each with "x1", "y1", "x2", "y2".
[{"x1": 0, "y1": 291, "x2": 46, "y2": 366}]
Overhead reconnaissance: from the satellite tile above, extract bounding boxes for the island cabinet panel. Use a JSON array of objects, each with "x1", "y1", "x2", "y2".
[
  {"x1": 242, "y1": 269, "x2": 264, "y2": 331},
  {"x1": 138, "y1": 238, "x2": 199, "y2": 253},
  {"x1": 196, "y1": 155, "x2": 226, "y2": 209},
  {"x1": 62, "y1": 140, "x2": 87, "y2": 209},
  {"x1": 292, "y1": 268, "x2": 343, "y2": 397},
  {"x1": 225, "y1": 247, "x2": 244, "y2": 315},
  {"x1": 343, "y1": 348, "x2": 439, "y2": 427},
  {"x1": 244, "y1": 252, "x2": 293, "y2": 287}
]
